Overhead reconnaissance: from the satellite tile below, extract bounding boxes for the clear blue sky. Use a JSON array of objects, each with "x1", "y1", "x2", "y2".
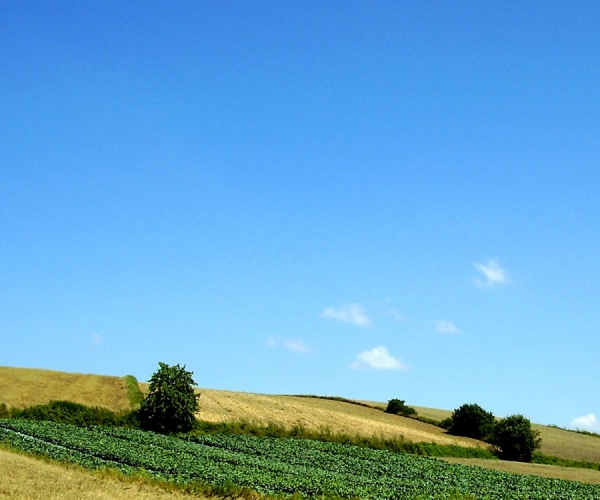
[{"x1": 1, "y1": 1, "x2": 599, "y2": 430}]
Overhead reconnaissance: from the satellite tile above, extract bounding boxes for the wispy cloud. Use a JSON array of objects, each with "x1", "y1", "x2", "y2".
[
  {"x1": 474, "y1": 259, "x2": 511, "y2": 287},
  {"x1": 570, "y1": 414, "x2": 600, "y2": 433},
  {"x1": 387, "y1": 307, "x2": 406, "y2": 323},
  {"x1": 351, "y1": 346, "x2": 407, "y2": 370},
  {"x1": 321, "y1": 303, "x2": 371, "y2": 327},
  {"x1": 266, "y1": 337, "x2": 311, "y2": 353},
  {"x1": 91, "y1": 333, "x2": 103, "y2": 346},
  {"x1": 435, "y1": 320, "x2": 459, "y2": 334}
]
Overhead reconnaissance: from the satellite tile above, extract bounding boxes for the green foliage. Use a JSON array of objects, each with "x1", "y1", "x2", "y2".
[
  {"x1": 440, "y1": 417, "x2": 453, "y2": 430},
  {"x1": 137, "y1": 362, "x2": 200, "y2": 434},
  {"x1": 492, "y1": 414, "x2": 541, "y2": 462},
  {"x1": 2, "y1": 418, "x2": 600, "y2": 500},
  {"x1": 449, "y1": 403, "x2": 495, "y2": 440},
  {"x1": 123, "y1": 375, "x2": 144, "y2": 408},
  {"x1": 385, "y1": 399, "x2": 417, "y2": 416},
  {"x1": 0, "y1": 403, "x2": 9, "y2": 419},
  {"x1": 7, "y1": 400, "x2": 138, "y2": 428}
]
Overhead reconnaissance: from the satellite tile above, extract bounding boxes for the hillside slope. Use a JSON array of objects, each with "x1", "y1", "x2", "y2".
[
  {"x1": 0, "y1": 366, "x2": 132, "y2": 411},
  {"x1": 3, "y1": 366, "x2": 600, "y2": 465},
  {"x1": 198, "y1": 389, "x2": 484, "y2": 448}
]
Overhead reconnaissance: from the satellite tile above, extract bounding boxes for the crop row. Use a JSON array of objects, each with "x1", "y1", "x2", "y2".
[{"x1": 1, "y1": 419, "x2": 600, "y2": 499}]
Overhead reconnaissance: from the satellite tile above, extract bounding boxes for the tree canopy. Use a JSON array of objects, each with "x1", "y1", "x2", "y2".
[{"x1": 137, "y1": 362, "x2": 200, "y2": 434}]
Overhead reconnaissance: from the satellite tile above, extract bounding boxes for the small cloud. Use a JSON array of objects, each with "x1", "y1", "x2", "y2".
[
  {"x1": 474, "y1": 259, "x2": 510, "y2": 287},
  {"x1": 435, "y1": 320, "x2": 459, "y2": 334},
  {"x1": 266, "y1": 337, "x2": 310, "y2": 353},
  {"x1": 91, "y1": 333, "x2": 103, "y2": 346},
  {"x1": 351, "y1": 346, "x2": 408, "y2": 370},
  {"x1": 321, "y1": 303, "x2": 371, "y2": 327},
  {"x1": 283, "y1": 339, "x2": 310, "y2": 353},
  {"x1": 570, "y1": 414, "x2": 600, "y2": 433},
  {"x1": 387, "y1": 308, "x2": 406, "y2": 323}
]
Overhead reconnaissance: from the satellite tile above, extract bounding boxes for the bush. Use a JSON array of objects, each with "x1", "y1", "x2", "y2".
[
  {"x1": 449, "y1": 403, "x2": 495, "y2": 440},
  {"x1": 492, "y1": 414, "x2": 541, "y2": 462},
  {"x1": 137, "y1": 362, "x2": 200, "y2": 434},
  {"x1": 7, "y1": 400, "x2": 138, "y2": 427},
  {"x1": 385, "y1": 399, "x2": 417, "y2": 416}
]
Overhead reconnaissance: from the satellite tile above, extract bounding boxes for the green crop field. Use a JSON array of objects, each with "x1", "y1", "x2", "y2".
[{"x1": 2, "y1": 418, "x2": 600, "y2": 500}]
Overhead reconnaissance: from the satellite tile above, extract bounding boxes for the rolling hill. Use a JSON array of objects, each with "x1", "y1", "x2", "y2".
[{"x1": 2, "y1": 365, "x2": 600, "y2": 487}]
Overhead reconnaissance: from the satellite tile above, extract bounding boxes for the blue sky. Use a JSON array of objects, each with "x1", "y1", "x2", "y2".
[{"x1": 1, "y1": 1, "x2": 599, "y2": 430}]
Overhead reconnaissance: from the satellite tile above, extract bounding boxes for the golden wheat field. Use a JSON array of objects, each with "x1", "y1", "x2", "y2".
[
  {"x1": 197, "y1": 388, "x2": 485, "y2": 448},
  {"x1": 0, "y1": 366, "x2": 131, "y2": 411}
]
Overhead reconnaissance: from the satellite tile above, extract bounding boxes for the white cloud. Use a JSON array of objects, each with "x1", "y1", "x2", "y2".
[
  {"x1": 321, "y1": 303, "x2": 371, "y2": 327},
  {"x1": 91, "y1": 333, "x2": 103, "y2": 346},
  {"x1": 283, "y1": 339, "x2": 310, "y2": 353},
  {"x1": 435, "y1": 320, "x2": 459, "y2": 334},
  {"x1": 474, "y1": 259, "x2": 510, "y2": 287},
  {"x1": 266, "y1": 337, "x2": 310, "y2": 353},
  {"x1": 351, "y1": 346, "x2": 407, "y2": 370},
  {"x1": 570, "y1": 414, "x2": 600, "y2": 433}
]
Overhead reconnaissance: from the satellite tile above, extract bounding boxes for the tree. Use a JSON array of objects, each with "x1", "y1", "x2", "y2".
[
  {"x1": 385, "y1": 399, "x2": 417, "y2": 416},
  {"x1": 137, "y1": 362, "x2": 200, "y2": 434},
  {"x1": 492, "y1": 414, "x2": 541, "y2": 462},
  {"x1": 449, "y1": 403, "x2": 495, "y2": 440}
]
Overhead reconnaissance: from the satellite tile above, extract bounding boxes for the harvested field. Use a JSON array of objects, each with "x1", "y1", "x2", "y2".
[
  {"x1": 0, "y1": 448, "x2": 212, "y2": 500},
  {"x1": 534, "y1": 425, "x2": 600, "y2": 463},
  {"x1": 0, "y1": 366, "x2": 131, "y2": 411},
  {"x1": 197, "y1": 389, "x2": 486, "y2": 448}
]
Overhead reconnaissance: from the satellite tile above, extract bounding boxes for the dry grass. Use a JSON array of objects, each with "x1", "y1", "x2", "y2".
[
  {"x1": 535, "y1": 425, "x2": 600, "y2": 463},
  {"x1": 0, "y1": 448, "x2": 212, "y2": 500},
  {"x1": 441, "y1": 457, "x2": 600, "y2": 485},
  {"x1": 197, "y1": 389, "x2": 486, "y2": 448},
  {"x1": 0, "y1": 366, "x2": 131, "y2": 411}
]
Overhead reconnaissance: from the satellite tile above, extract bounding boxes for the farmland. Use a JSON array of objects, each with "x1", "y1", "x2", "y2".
[
  {"x1": 0, "y1": 366, "x2": 132, "y2": 411},
  {"x1": 2, "y1": 418, "x2": 600, "y2": 499}
]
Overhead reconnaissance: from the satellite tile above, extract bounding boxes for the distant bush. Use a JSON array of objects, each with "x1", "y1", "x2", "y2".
[
  {"x1": 449, "y1": 403, "x2": 495, "y2": 440},
  {"x1": 492, "y1": 414, "x2": 541, "y2": 462},
  {"x1": 440, "y1": 417, "x2": 453, "y2": 430},
  {"x1": 385, "y1": 399, "x2": 417, "y2": 417},
  {"x1": 8, "y1": 400, "x2": 138, "y2": 428},
  {"x1": 0, "y1": 403, "x2": 9, "y2": 418}
]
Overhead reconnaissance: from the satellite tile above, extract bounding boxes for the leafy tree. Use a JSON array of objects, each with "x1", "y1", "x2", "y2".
[
  {"x1": 449, "y1": 403, "x2": 495, "y2": 440},
  {"x1": 492, "y1": 414, "x2": 541, "y2": 462},
  {"x1": 137, "y1": 362, "x2": 200, "y2": 434},
  {"x1": 385, "y1": 399, "x2": 417, "y2": 416}
]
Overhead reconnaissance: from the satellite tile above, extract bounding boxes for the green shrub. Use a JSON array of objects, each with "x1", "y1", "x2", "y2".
[
  {"x1": 7, "y1": 400, "x2": 138, "y2": 427},
  {"x1": 492, "y1": 414, "x2": 541, "y2": 462},
  {"x1": 123, "y1": 374, "x2": 144, "y2": 408},
  {"x1": 0, "y1": 403, "x2": 9, "y2": 418},
  {"x1": 385, "y1": 399, "x2": 417, "y2": 416},
  {"x1": 449, "y1": 403, "x2": 495, "y2": 440},
  {"x1": 137, "y1": 362, "x2": 200, "y2": 434}
]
